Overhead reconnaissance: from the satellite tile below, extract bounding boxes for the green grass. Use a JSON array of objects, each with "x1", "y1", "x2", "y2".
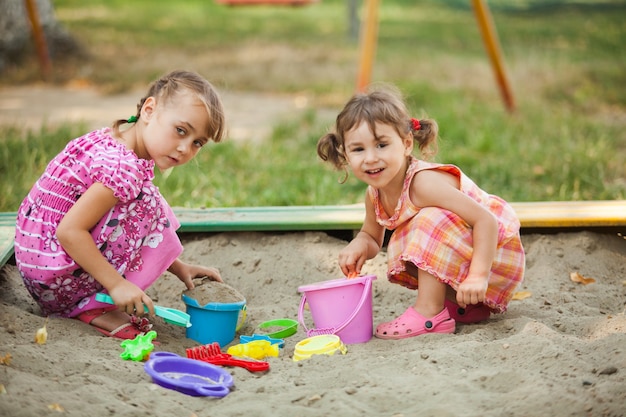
[{"x1": 1, "y1": 0, "x2": 624, "y2": 211}]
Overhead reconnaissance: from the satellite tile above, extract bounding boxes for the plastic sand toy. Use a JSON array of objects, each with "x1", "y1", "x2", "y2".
[
  {"x1": 187, "y1": 342, "x2": 270, "y2": 372},
  {"x1": 144, "y1": 352, "x2": 233, "y2": 397},
  {"x1": 226, "y1": 340, "x2": 279, "y2": 360},
  {"x1": 96, "y1": 293, "x2": 191, "y2": 328},
  {"x1": 292, "y1": 334, "x2": 347, "y2": 362},
  {"x1": 256, "y1": 318, "x2": 298, "y2": 339},
  {"x1": 120, "y1": 330, "x2": 157, "y2": 361},
  {"x1": 240, "y1": 333, "x2": 285, "y2": 348}
]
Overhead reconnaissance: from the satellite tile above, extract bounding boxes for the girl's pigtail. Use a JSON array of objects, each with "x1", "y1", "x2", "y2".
[
  {"x1": 411, "y1": 118, "x2": 439, "y2": 160},
  {"x1": 317, "y1": 133, "x2": 344, "y2": 169},
  {"x1": 317, "y1": 133, "x2": 350, "y2": 184},
  {"x1": 111, "y1": 96, "x2": 146, "y2": 134}
]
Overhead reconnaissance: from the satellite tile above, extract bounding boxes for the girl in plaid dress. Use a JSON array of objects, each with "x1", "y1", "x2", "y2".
[
  {"x1": 14, "y1": 70, "x2": 226, "y2": 339},
  {"x1": 317, "y1": 85, "x2": 525, "y2": 340}
]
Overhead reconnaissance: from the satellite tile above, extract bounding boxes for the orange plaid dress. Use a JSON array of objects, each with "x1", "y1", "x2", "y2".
[{"x1": 368, "y1": 158, "x2": 525, "y2": 313}]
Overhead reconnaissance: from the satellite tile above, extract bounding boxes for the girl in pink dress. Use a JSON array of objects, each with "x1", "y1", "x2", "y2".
[
  {"x1": 317, "y1": 85, "x2": 525, "y2": 340},
  {"x1": 14, "y1": 70, "x2": 226, "y2": 339}
]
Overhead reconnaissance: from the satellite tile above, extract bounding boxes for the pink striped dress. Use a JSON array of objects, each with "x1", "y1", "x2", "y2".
[
  {"x1": 368, "y1": 158, "x2": 525, "y2": 313},
  {"x1": 14, "y1": 128, "x2": 183, "y2": 318}
]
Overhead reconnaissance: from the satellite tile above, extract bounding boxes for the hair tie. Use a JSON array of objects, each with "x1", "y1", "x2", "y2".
[
  {"x1": 127, "y1": 115, "x2": 138, "y2": 123},
  {"x1": 410, "y1": 118, "x2": 421, "y2": 131}
]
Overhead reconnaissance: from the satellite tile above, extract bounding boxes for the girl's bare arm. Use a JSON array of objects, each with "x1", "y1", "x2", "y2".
[
  {"x1": 410, "y1": 170, "x2": 498, "y2": 306},
  {"x1": 56, "y1": 183, "x2": 155, "y2": 315}
]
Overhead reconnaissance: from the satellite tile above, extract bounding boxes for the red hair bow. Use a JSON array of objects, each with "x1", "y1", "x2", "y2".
[{"x1": 411, "y1": 118, "x2": 421, "y2": 131}]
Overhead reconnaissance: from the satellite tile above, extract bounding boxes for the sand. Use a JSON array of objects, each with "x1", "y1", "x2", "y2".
[
  {"x1": 1, "y1": 229, "x2": 625, "y2": 417},
  {"x1": 183, "y1": 280, "x2": 246, "y2": 305}
]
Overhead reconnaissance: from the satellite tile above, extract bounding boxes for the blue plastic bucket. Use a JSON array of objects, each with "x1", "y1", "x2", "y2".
[{"x1": 182, "y1": 294, "x2": 247, "y2": 347}]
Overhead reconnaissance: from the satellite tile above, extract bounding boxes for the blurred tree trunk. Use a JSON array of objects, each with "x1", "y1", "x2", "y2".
[{"x1": 0, "y1": 0, "x2": 84, "y2": 72}]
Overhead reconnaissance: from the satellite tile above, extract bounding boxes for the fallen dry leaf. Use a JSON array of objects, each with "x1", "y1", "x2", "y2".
[
  {"x1": 512, "y1": 291, "x2": 532, "y2": 300},
  {"x1": 0, "y1": 353, "x2": 11, "y2": 366},
  {"x1": 35, "y1": 318, "x2": 48, "y2": 345},
  {"x1": 570, "y1": 271, "x2": 596, "y2": 285},
  {"x1": 0, "y1": 384, "x2": 6, "y2": 395},
  {"x1": 47, "y1": 403, "x2": 65, "y2": 412}
]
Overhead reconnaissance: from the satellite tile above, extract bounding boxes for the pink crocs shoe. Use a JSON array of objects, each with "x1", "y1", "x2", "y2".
[
  {"x1": 444, "y1": 299, "x2": 491, "y2": 324},
  {"x1": 375, "y1": 307, "x2": 455, "y2": 340}
]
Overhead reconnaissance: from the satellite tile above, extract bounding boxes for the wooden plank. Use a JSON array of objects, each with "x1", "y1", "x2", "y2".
[
  {"x1": 173, "y1": 200, "x2": 626, "y2": 232},
  {"x1": 215, "y1": 0, "x2": 318, "y2": 5},
  {"x1": 2, "y1": 200, "x2": 625, "y2": 268},
  {"x1": 0, "y1": 212, "x2": 15, "y2": 267},
  {"x1": 174, "y1": 205, "x2": 365, "y2": 232},
  {"x1": 511, "y1": 200, "x2": 626, "y2": 228}
]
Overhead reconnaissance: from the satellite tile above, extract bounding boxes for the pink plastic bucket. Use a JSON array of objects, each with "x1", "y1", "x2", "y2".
[{"x1": 297, "y1": 275, "x2": 376, "y2": 344}]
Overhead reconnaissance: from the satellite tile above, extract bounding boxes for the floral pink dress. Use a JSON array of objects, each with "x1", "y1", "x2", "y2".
[
  {"x1": 14, "y1": 128, "x2": 183, "y2": 318},
  {"x1": 368, "y1": 158, "x2": 525, "y2": 313}
]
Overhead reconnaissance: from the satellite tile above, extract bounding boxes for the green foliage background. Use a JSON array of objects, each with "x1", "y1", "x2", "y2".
[{"x1": 1, "y1": 0, "x2": 624, "y2": 211}]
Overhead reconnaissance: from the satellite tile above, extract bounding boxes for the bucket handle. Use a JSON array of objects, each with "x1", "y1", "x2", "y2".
[
  {"x1": 236, "y1": 305, "x2": 247, "y2": 332},
  {"x1": 298, "y1": 278, "x2": 372, "y2": 338}
]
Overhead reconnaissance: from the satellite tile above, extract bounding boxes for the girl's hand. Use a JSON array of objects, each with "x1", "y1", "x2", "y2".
[
  {"x1": 338, "y1": 239, "x2": 369, "y2": 278},
  {"x1": 169, "y1": 259, "x2": 223, "y2": 290},
  {"x1": 108, "y1": 280, "x2": 155, "y2": 317},
  {"x1": 456, "y1": 274, "x2": 489, "y2": 308}
]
